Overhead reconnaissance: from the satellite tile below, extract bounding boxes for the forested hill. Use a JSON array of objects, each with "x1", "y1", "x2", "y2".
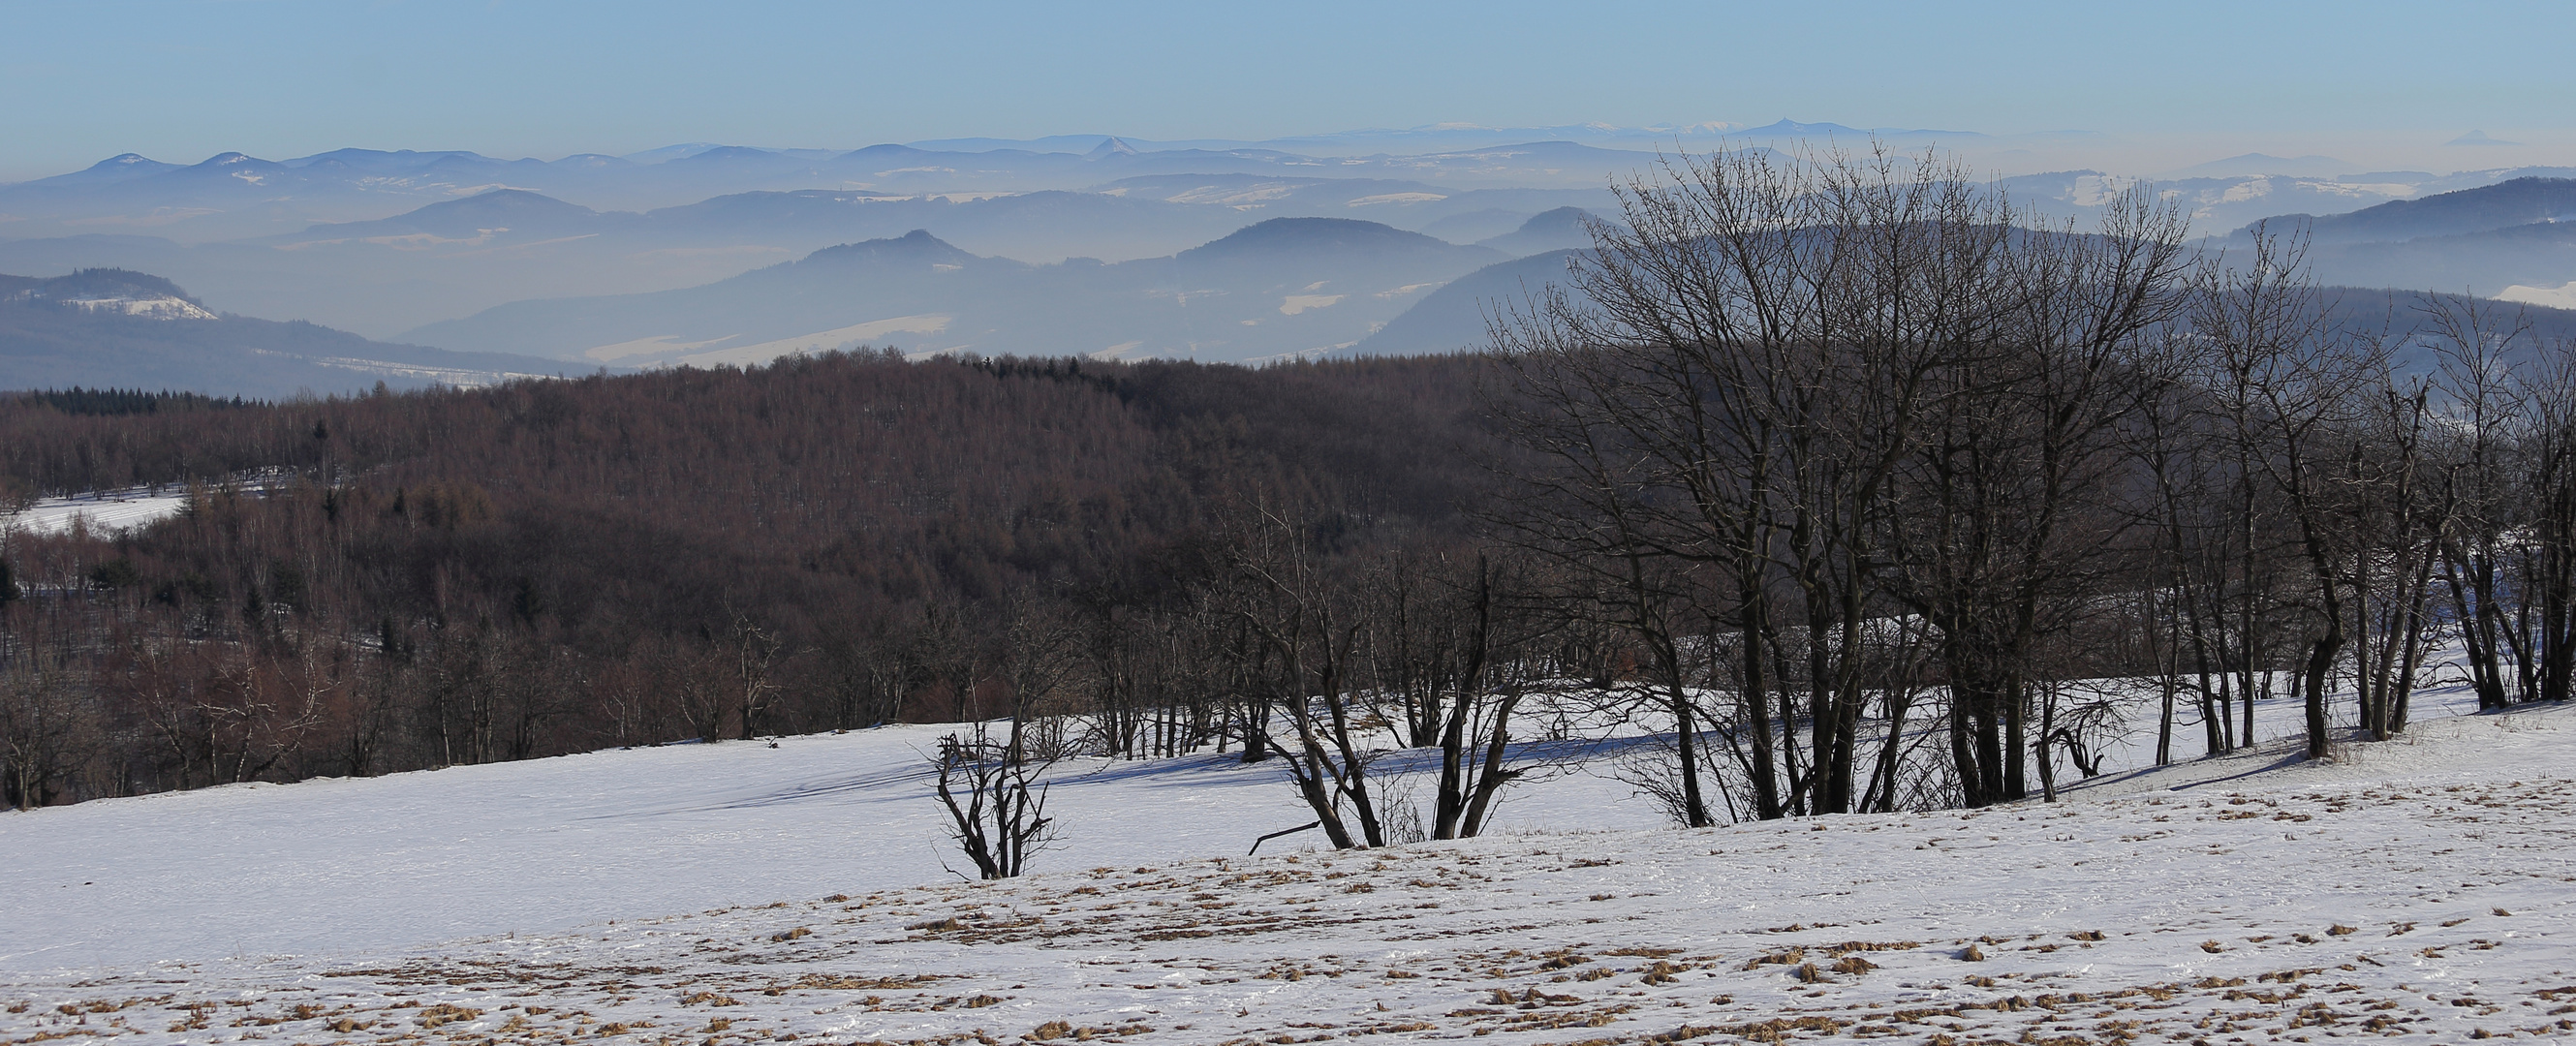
[
  {"x1": 0, "y1": 268, "x2": 581, "y2": 398},
  {"x1": 0, "y1": 352, "x2": 1505, "y2": 806}
]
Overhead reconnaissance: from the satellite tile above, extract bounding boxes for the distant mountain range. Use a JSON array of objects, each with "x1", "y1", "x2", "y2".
[
  {"x1": 1356, "y1": 175, "x2": 2576, "y2": 358},
  {"x1": 344, "y1": 175, "x2": 2576, "y2": 370},
  {"x1": 907, "y1": 119, "x2": 2021, "y2": 156},
  {"x1": 1987, "y1": 167, "x2": 2576, "y2": 235},
  {"x1": 20, "y1": 152, "x2": 2573, "y2": 345},
  {"x1": 2223, "y1": 177, "x2": 2576, "y2": 299},
  {"x1": 1355, "y1": 258, "x2": 2576, "y2": 370},
  {"x1": 2251, "y1": 176, "x2": 2576, "y2": 245},
  {"x1": 405, "y1": 219, "x2": 1506, "y2": 366},
  {"x1": 16, "y1": 190, "x2": 2576, "y2": 399},
  {"x1": 13, "y1": 132, "x2": 2576, "y2": 396},
  {"x1": 0, "y1": 269, "x2": 577, "y2": 398},
  {"x1": 0, "y1": 174, "x2": 1615, "y2": 338},
  {"x1": 0, "y1": 139, "x2": 1662, "y2": 244},
  {"x1": 2321, "y1": 221, "x2": 2576, "y2": 305}
]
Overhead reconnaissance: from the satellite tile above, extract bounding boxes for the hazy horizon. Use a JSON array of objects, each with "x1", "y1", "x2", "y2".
[
  {"x1": 7, "y1": 0, "x2": 2574, "y2": 184},
  {"x1": 13, "y1": 125, "x2": 2574, "y2": 192}
]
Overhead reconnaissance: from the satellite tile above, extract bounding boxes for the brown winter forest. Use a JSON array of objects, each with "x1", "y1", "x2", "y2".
[
  {"x1": 0, "y1": 353, "x2": 1514, "y2": 804},
  {"x1": 4, "y1": 150, "x2": 2573, "y2": 846}
]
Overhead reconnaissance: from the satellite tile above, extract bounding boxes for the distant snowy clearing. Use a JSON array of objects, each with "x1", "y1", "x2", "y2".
[
  {"x1": 5, "y1": 472, "x2": 320, "y2": 539},
  {"x1": 4, "y1": 688, "x2": 2573, "y2": 1045},
  {"x1": 2499, "y1": 280, "x2": 2576, "y2": 311},
  {"x1": 0, "y1": 488, "x2": 190, "y2": 538}
]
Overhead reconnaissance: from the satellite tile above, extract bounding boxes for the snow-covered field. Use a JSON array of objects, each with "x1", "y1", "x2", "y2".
[
  {"x1": 4, "y1": 690, "x2": 2571, "y2": 1046},
  {"x1": 0, "y1": 488, "x2": 191, "y2": 538}
]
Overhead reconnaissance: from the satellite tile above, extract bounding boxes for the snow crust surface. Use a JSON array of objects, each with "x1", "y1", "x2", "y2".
[
  {"x1": 2, "y1": 691, "x2": 2570, "y2": 1046},
  {"x1": 1, "y1": 489, "x2": 191, "y2": 538}
]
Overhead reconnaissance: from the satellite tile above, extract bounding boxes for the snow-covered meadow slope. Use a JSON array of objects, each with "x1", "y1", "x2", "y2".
[
  {"x1": 1, "y1": 486, "x2": 191, "y2": 538},
  {"x1": 4, "y1": 698, "x2": 2572, "y2": 1046}
]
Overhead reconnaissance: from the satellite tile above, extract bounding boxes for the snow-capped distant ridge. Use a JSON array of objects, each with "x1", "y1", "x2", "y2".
[
  {"x1": 0, "y1": 265, "x2": 582, "y2": 396},
  {"x1": 78, "y1": 152, "x2": 178, "y2": 178},
  {"x1": 1, "y1": 268, "x2": 214, "y2": 320},
  {"x1": 62, "y1": 294, "x2": 219, "y2": 321}
]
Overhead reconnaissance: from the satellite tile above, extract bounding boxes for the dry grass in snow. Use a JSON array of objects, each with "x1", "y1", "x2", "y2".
[{"x1": 5, "y1": 705, "x2": 2573, "y2": 1046}]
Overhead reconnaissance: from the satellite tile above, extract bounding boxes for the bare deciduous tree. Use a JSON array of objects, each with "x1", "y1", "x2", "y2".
[
  {"x1": 2194, "y1": 227, "x2": 2389, "y2": 759},
  {"x1": 1493, "y1": 142, "x2": 2188, "y2": 813},
  {"x1": 931, "y1": 720, "x2": 1059, "y2": 879}
]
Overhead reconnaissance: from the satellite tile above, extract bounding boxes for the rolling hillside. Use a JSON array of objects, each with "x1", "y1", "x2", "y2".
[
  {"x1": 2245, "y1": 176, "x2": 2576, "y2": 245},
  {"x1": 0, "y1": 682, "x2": 2564, "y2": 1046},
  {"x1": 0, "y1": 269, "x2": 577, "y2": 397},
  {"x1": 407, "y1": 220, "x2": 1506, "y2": 365}
]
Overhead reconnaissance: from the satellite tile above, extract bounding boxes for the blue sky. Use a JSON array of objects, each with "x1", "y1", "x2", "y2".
[{"x1": 3, "y1": 0, "x2": 2570, "y2": 179}]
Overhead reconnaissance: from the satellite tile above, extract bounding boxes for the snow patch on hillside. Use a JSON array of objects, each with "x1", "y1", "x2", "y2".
[
  {"x1": 61, "y1": 295, "x2": 217, "y2": 321},
  {"x1": 2500, "y1": 280, "x2": 2576, "y2": 310},
  {"x1": 0, "y1": 487, "x2": 191, "y2": 537}
]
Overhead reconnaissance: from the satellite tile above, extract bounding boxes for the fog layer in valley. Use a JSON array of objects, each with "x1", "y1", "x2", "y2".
[{"x1": 10, "y1": 124, "x2": 2576, "y2": 394}]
